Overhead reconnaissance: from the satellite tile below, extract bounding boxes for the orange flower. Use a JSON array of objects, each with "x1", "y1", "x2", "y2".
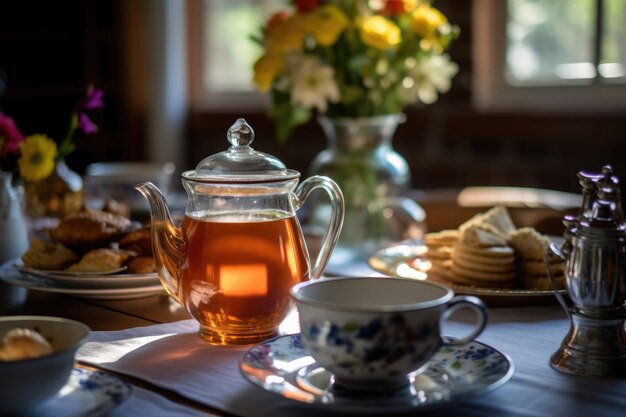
[
  {"x1": 378, "y1": 0, "x2": 418, "y2": 16},
  {"x1": 265, "y1": 14, "x2": 305, "y2": 53}
]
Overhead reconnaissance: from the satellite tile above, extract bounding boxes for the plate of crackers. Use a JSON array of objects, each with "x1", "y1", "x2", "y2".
[
  {"x1": 3, "y1": 205, "x2": 164, "y2": 299},
  {"x1": 369, "y1": 205, "x2": 567, "y2": 306}
]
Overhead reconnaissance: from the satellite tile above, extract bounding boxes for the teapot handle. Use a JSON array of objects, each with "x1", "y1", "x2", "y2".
[{"x1": 294, "y1": 176, "x2": 344, "y2": 279}]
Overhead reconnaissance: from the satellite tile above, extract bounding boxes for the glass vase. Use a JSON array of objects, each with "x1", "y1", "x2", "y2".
[
  {"x1": 307, "y1": 114, "x2": 425, "y2": 267},
  {"x1": 24, "y1": 158, "x2": 83, "y2": 218}
]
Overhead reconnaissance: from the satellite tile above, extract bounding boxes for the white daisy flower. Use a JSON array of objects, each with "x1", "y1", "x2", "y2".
[
  {"x1": 400, "y1": 53, "x2": 458, "y2": 105},
  {"x1": 289, "y1": 56, "x2": 340, "y2": 113}
]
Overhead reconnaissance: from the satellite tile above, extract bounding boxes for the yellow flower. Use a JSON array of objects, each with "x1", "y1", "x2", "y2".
[
  {"x1": 266, "y1": 14, "x2": 305, "y2": 53},
  {"x1": 410, "y1": 4, "x2": 448, "y2": 39},
  {"x1": 18, "y1": 134, "x2": 57, "y2": 181},
  {"x1": 359, "y1": 16, "x2": 401, "y2": 50},
  {"x1": 303, "y1": 5, "x2": 349, "y2": 47},
  {"x1": 253, "y1": 52, "x2": 284, "y2": 92}
]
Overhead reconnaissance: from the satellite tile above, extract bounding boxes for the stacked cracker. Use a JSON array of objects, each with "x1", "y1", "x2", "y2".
[
  {"x1": 423, "y1": 230, "x2": 458, "y2": 279},
  {"x1": 423, "y1": 205, "x2": 565, "y2": 290},
  {"x1": 508, "y1": 227, "x2": 566, "y2": 290},
  {"x1": 450, "y1": 206, "x2": 517, "y2": 288}
]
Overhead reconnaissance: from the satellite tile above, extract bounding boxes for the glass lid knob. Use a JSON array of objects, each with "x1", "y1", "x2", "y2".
[{"x1": 227, "y1": 118, "x2": 254, "y2": 147}]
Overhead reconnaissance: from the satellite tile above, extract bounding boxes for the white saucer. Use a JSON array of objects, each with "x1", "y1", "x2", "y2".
[
  {"x1": 240, "y1": 334, "x2": 514, "y2": 413},
  {"x1": 31, "y1": 368, "x2": 132, "y2": 417}
]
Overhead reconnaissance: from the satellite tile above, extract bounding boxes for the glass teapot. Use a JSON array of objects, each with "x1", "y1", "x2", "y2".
[{"x1": 136, "y1": 119, "x2": 344, "y2": 345}]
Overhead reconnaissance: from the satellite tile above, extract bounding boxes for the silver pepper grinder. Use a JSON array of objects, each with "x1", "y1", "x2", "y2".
[{"x1": 548, "y1": 165, "x2": 626, "y2": 377}]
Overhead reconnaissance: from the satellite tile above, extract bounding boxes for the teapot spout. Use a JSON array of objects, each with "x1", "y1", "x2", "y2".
[{"x1": 135, "y1": 181, "x2": 185, "y2": 304}]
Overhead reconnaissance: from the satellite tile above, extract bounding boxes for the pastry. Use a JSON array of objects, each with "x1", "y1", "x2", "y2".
[
  {"x1": 66, "y1": 248, "x2": 136, "y2": 272},
  {"x1": 126, "y1": 256, "x2": 156, "y2": 274},
  {"x1": 52, "y1": 206, "x2": 134, "y2": 250},
  {"x1": 21, "y1": 238, "x2": 79, "y2": 270},
  {"x1": 119, "y1": 227, "x2": 152, "y2": 256},
  {"x1": 0, "y1": 328, "x2": 53, "y2": 361}
]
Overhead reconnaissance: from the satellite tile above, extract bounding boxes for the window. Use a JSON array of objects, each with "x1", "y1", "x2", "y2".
[
  {"x1": 473, "y1": 0, "x2": 626, "y2": 111},
  {"x1": 188, "y1": 0, "x2": 282, "y2": 110}
]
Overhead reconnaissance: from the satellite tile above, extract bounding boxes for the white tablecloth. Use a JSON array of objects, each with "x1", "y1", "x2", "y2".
[{"x1": 76, "y1": 303, "x2": 626, "y2": 417}]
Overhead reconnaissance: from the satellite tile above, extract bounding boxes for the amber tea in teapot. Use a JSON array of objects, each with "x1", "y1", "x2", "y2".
[
  {"x1": 137, "y1": 119, "x2": 344, "y2": 345},
  {"x1": 181, "y1": 213, "x2": 309, "y2": 344}
]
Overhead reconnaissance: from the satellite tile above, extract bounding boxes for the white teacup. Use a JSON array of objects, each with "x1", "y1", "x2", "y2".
[{"x1": 291, "y1": 277, "x2": 488, "y2": 391}]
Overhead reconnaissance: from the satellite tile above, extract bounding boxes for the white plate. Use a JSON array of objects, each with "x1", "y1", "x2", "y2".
[
  {"x1": 32, "y1": 368, "x2": 131, "y2": 417},
  {"x1": 14, "y1": 262, "x2": 159, "y2": 289},
  {"x1": 368, "y1": 242, "x2": 567, "y2": 307},
  {"x1": 240, "y1": 334, "x2": 514, "y2": 413},
  {"x1": 1, "y1": 263, "x2": 165, "y2": 300},
  {"x1": 19, "y1": 266, "x2": 129, "y2": 275}
]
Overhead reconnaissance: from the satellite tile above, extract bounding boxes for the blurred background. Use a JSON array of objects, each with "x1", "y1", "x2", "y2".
[{"x1": 1, "y1": 0, "x2": 625, "y2": 195}]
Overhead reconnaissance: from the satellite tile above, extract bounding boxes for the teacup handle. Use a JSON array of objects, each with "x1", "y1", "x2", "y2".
[
  {"x1": 294, "y1": 176, "x2": 345, "y2": 279},
  {"x1": 440, "y1": 295, "x2": 488, "y2": 345}
]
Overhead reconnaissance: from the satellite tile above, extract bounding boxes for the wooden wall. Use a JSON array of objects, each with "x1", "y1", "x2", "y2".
[{"x1": 0, "y1": 0, "x2": 141, "y2": 174}]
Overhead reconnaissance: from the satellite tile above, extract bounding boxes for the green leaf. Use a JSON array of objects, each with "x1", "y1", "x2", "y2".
[{"x1": 269, "y1": 91, "x2": 310, "y2": 144}]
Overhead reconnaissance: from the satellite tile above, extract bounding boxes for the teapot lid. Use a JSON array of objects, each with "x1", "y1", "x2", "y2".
[{"x1": 182, "y1": 118, "x2": 300, "y2": 183}]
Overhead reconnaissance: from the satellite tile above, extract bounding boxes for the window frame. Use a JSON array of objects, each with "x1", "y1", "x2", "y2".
[
  {"x1": 472, "y1": 0, "x2": 626, "y2": 112},
  {"x1": 186, "y1": 0, "x2": 269, "y2": 112}
]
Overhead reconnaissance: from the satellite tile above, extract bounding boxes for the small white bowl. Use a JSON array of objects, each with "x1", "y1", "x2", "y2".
[
  {"x1": 84, "y1": 161, "x2": 176, "y2": 213},
  {"x1": 0, "y1": 316, "x2": 90, "y2": 414}
]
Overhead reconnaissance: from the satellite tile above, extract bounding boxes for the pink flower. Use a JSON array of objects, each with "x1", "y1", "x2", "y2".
[
  {"x1": 0, "y1": 112, "x2": 24, "y2": 160},
  {"x1": 77, "y1": 113, "x2": 98, "y2": 135},
  {"x1": 83, "y1": 86, "x2": 104, "y2": 110}
]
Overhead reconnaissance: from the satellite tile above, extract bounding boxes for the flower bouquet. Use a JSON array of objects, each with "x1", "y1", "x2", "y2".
[
  {"x1": 0, "y1": 86, "x2": 104, "y2": 217},
  {"x1": 252, "y1": 0, "x2": 459, "y2": 141}
]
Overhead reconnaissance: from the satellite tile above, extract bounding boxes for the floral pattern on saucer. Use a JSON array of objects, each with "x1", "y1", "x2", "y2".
[
  {"x1": 32, "y1": 368, "x2": 132, "y2": 417},
  {"x1": 240, "y1": 334, "x2": 514, "y2": 413}
]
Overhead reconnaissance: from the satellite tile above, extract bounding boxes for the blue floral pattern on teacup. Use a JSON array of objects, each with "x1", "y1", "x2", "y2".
[{"x1": 300, "y1": 313, "x2": 440, "y2": 380}]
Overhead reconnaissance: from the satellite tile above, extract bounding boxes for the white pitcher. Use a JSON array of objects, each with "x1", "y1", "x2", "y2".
[
  {"x1": 0, "y1": 171, "x2": 29, "y2": 313},
  {"x1": 0, "y1": 171, "x2": 28, "y2": 263}
]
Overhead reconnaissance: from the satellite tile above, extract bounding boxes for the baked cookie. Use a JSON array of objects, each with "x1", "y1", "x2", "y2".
[
  {"x1": 52, "y1": 207, "x2": 134, "y2": 250},
  {"x1": 452, "y1": 250, "x2": 516, "y2": 273},
  {"x1": 459, "y1": 205, "x2": 517, "y2": 238},
  {"x1": 424, "y1": 230, "x2": 459, "y2": 246},
  {"x1": 520, "y1": 274, "x2": 566, "y2": 291},
  {"x1": 508, "y1": 227, "x2": 552, "y2": 261},
  {"x1": 21, "y1": 238, "x2": 79, "y2": 270},
  {"x1": 425, "y1": 245, "x2": 454, "y2": 260},
  {"x1": 126, "y1": 256, "x2": 156, "y2": 274},
  {"x1": 66, "y1": 248, "x2": 136, "y2": 272},
  {"x1": 447, "y1": 270, "x2": 515, "y2": 289},
  {"x1": 454, "y1": 243, "x2": 515, "y2": 258},
  {"x1": 459, "y1": 226, "x2": 508, "y2": 247},
  {"x1": 507, "y1": 227, "x2": 566, "y2": 289},
  {"x1": 119, "y1": 227, "x2": 152, "y2": 256},
  {"x1": 517, "y1": 260, "x2": 564, "y2": 277}
]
